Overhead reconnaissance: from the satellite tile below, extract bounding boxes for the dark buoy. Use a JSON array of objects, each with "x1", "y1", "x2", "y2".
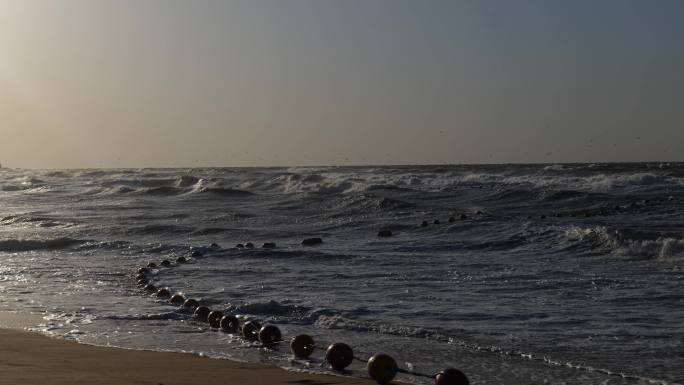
[
  {"x1": 476, "y1": 210, "x2": 484, "y2": 215},
  {"x1": 147, "y1": 262, "x2": 157, "y2": 268},
  {"x1": 183, "y1": 298, "x2": 199, "y2": 310},
  {"x1": 137, "y1": 278, "x2": 148, "y2": 286},
  {"x1": 245, "y1": 242, "x2": 254, "y2": 248},
  {"x1": 241, "y1": 320, "x2": 262, "y2": 341},
  {"x1": 367, "y1": 354, "x2": 398, "y2": 384},
  {"x1": 302, "y1": 237, "x2": 322, "y2": 246},
  {"x1": 326, "y1": 343, "x2": 353, "y2": 371},
  {"x1": 459, "y1": 214, "x2": 468, "y2": 220},
  {"x1": 191, "y1": 250, "x2": 203, "y2": 258},
  {"x1": 143, "y1": 283, "x2": 157, "y2": 292},
  {"x1": 210, "y1": 243, "x2": 220, "y2": 248},
  {"x1": 421, "y1": 221, "x2": 428, "y2": 227},
  {"x1": 160, "y1": 260, "x2": 171, "y2": 267},
  {"x1": 434, "y1": 219, "x2": 441, "y2": 224},
  {"x1": 236, "y1": 243, "x2": 244, "y2": 248},
  {"x1": 258, "y1": 325, "x2": 282, "y2": 347},
  {"x1": 176, "y1": 256, "x2": 187, "y2": 264},
  {"x1": 137, "y1": 267, "x2": 150, "y2": 275},
  {"x1": 448, "y1": 216, "x2": 456, "y2": 223},
  {"x1": 220, "y1": 315, "x2": 239, "y2": 333},
  {"x1": 207, "y1": 310, "x2": 224, "y2": 328},
  {"x1": 434, "y1": 368, "x2": 469, "y2": 385},
  {"x1": 262, "y1": 242, "x2": 277, "y2": 248},
  {"x1": 540, "y1": 215, "x2": 546, "y2": 219},
  {"x1": 169, "y1": 293, "x2": 185, "y2": 305},
  {"x1": 194, "y1": 306, "x2": 211, "y2": 322},
  {"x1": 290, "y1": 334, "x2": 315, "y2": 358},
  {"x1": 377, "y1": 230, "x2": 392, "y2": 237},
  {"x1": 135, "y1": 273, "x2": 147, "y2": 281},
  {"x1": 155, "y1": 288, "x2": 170, "y2": 298}
]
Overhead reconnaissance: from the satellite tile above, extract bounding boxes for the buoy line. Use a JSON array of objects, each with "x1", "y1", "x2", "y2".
[{"x1": 132, "y1": 244, "x2": 470, "y2": 385}]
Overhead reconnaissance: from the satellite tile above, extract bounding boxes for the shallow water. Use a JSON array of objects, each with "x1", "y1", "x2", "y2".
[{"x1": 0, "y1": 164, "x2": 682, "y2": 385}]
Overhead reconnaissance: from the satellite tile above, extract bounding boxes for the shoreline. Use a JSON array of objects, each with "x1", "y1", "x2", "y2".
[{"x1": 0, "y1": 312, "x2": 407, "y2": 385}]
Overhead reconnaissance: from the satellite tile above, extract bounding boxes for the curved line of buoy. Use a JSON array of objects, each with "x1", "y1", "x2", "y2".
[{"x1": 132, "y1": 245, "x2": 470, "y2": 385}]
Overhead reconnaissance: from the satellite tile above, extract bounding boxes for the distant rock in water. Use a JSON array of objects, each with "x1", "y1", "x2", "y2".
[
  {"x1": 302, "y1": 237, "x2": 322, "y2": 246},
  {"x1": 378, "y1": 230, "x2": 392, "y2": 237}
]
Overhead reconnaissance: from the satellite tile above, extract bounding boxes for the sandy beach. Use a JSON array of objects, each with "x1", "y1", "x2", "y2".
[{"x1": 0, "y1": 312, "x2": 399, "y2": 385}]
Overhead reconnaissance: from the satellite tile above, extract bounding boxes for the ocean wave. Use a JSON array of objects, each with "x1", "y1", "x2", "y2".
[
  {"x1": 0, "y1": 237, "x2": 89, "y2": 252},
  {"x1": 563, "y1": 226, "x2": 684, "y2": 259}
]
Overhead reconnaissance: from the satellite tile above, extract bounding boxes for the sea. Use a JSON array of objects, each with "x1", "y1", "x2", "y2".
[{"x1": 0, "y1": 163, "x2": 682, "y2": 385}]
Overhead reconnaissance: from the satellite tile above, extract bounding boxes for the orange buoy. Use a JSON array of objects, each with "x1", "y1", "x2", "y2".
[
  {"x1": 258, "y1": 325, "x2": 282, "y2": 347},
  {"x1": 367, "y1": 354, "x2": 398, "y2": 384},
  {"x1": 326, "y1": 343, "x2": 353, "y2": 370},
  {"x1": 290, "y1": 334, "x2": 315, "y2": 358},
  {"x1": 434, "y1": 368, "x2": 469, "y2": 385}
]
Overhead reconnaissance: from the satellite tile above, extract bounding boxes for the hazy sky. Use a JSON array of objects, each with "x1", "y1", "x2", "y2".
[{"x1": 1, "y1": 0, "x2": 683, "y2": 168}]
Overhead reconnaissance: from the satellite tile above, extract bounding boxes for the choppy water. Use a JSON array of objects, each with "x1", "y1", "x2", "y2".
[{"x1": 0, "y1": 164, "x2": 682, "y2": 385}]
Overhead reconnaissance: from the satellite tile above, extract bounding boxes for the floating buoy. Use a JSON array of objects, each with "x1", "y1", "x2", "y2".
[
  {"x1": 448, "y1": 217, "x2": 456, "y2": 223},
  {"x1": 236, "y1": 243, "x2": 244, "y2": 248},
  {"x1": 176, "y1": 256, "x2": 187, "y2": 264},
  {"x1": 210, "y1": 243, "x2": 220, "y2": 248},
  {"x1": 262, "y1": 242, "x2": 276, "y2": 248},
  {"x1": 183, "y1": 298, "x2": 199, "y2": 309},
  {"x1": 459, "y1": 214, "x2": 467, "y2": 220},
  {"x1": 241, "y1": 320, "x2": 261, "y2": 341},
  {"x1": 194, "y1": 306, "x2": 211, "y2": 322},
  {"x1": 169, "y1": 293, "x2": 185, "y2": 305},
  {"x1": 302, "y1": 237, "x2": 322, "y2": 246},
  {"x1": 160, "y1": 260, "x2": 171, "y2": 267},
  {"x1": 137, "y1": 278, "x2": 148, "y2": 286},
  {"x1": 191, "y1": 250, "x2": 203, "y2": 258},
  {"x1": 220, "y1": 315, "x2": 239, "y2": 333},
  {"x1": 433, "y1": 219, "x2": 441, "y2": 224},
  {"x1": 143, "y1": 283, "x2": 157, "y2": 292},
  {"x1": 421, "y1": 221, "x2": 428, "y2": 227},
  {"x1": 258, "y1": 325, "x2": 282, "y2": 347},
  {"x1": 377, "y1": 230, "x2": 392, "y2": 237},
  {"x1": 137, "y1": 267, "x2": 150, "y2": 275},
  {"x1": 434, "y1": 368, "x2": 469, "y2": 385},
  {"x1": 147, "y1": 262, "x2": 157, "y2": 268},
  {"x1": 290, "y1": 334, "x2": 315, "y2": 358},
  {"x1": 326, "y1": 343, "x2": 353, "y2": 371},
  {"x1": 367, "y1": 353, "x2": 398, "y2": 384},
  {"x1": 207, "y1": 311, "x2": 224, "y2": 328},
  {"x1": 135, "y1": 273, "x2": 147, "y2": 281},
  {"x1": 245, "y1": 242, "x2": 254, "y2": 248},
  {"x1": 155, "y1": 288, "x2": 170, "y2": 298}
]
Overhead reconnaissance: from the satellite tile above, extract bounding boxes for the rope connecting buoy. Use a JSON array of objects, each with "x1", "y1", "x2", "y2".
[
  {"x1": 207, "y1": 311, "x2": 224, "y2": 328},
  {"x1": 194, "y1": 306, "x2": 211, "y2": 322},
  {"x1": 301, "y1": 237, "x2": 322, "y2": 246},
  {"x1": 367, "y1": 353, "x2": 398, "y2": 384},
  {"x1": 182, "y1": 298, "x2": 199, "y2": 310},
  {"x1": 435, "y1": 368, "x2": 469, "y2": 385},
  {"x1": 169, "y1": 293, "x2": 185, "y2": 305},
  {"x1": 258, "y1": 325, "x2": 282, "y2": 347},
  {"x1": 290, "y1": 334, "x2": 315, "y2": 358},
  {"x1": 143, "y1": 283, "x2": 157, "y2": 292},
  {"x1": 220, "y1": 315, "x2": 239, "y2": 333},
  {"x1": 176, "y1": 256, "x2": 187, "y2": 264},
  {"x1": 241, "y1": 320, "x2": 261, "y2": 341},
  {"x1": 326, "y1": 343, "x2": 354, "y2": 371},
  {"x1": 160, "y1": 260, "x2": 171, "y2": 267},
  {"x1": 155, "y1": 288, "x2": 171, "y2": 298}
]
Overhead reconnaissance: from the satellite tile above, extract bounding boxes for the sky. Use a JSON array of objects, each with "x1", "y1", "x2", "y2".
[{"x1": 0, "y1": 0, "x2": 683, "y2": 169}]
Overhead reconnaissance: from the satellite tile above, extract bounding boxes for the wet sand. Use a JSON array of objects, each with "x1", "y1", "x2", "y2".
[{"x1": 0, "y1": 312, "x2": 400, "y2": 385}]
